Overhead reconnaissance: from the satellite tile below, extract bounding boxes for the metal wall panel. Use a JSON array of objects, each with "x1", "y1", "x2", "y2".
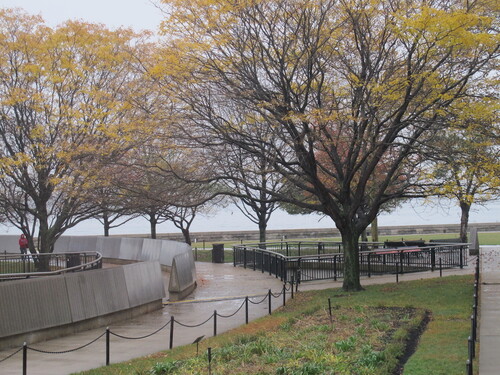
[
  {"x1": 123, "y1": 262, "x2": 165, "y2": 307},
  {"x1": 0, "y1": 277, "x2": 72, "y2": 337}
]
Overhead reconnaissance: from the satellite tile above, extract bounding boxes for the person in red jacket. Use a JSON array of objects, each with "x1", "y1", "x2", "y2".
[{"x1": 19, "y1": 234, "x2": 28, "y2": 254}]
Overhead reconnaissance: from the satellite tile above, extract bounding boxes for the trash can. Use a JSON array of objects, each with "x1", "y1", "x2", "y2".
[
  {"x1": 66, "y1": 254, "x2": 81, "y2": 268},
  {"x1": 212, "y1": 244, "x2": 224, "y2": 263}
]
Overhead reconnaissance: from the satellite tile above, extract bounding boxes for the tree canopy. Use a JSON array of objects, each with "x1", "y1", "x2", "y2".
[
  {"x1": 0, "y1": 9, "x2": 153, "y2": 253},
  {"x1": 158, "y1": 0, "x2": 499, "y2": 289}
]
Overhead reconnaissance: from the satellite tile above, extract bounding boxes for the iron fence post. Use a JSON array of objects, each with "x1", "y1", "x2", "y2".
[
  {"x1": 468, "y1": 335, "x2": 474, "y2": 360},
  {"x1": 431, "y1": 248, "x2": 435, "y2": 271},
  {"x1": 334, "y1": 256, "x2": 337, "y2": 281},
  {"x1": 268, "y1": 289, "x2": 272, "y2": 315},
  {"x1": 169, "y1": 316, "x2": 174, "y2": 349},
  {"x1": 466, "y1": 359, "x2": 472, "y2": 375},
  {"x1": 283, "y1": 284, "x2": 286, "y2": 307},
  {"x1": 245, "y1": 297, "x2": 249, "y2": 324},
  {"x1": 23, "y1": 342, "x2": 27, "y2": 375},
  {"x1": 106, "y1": 327, "x2": 110, "y2": 366},
  {"x1": 368, "y1": 253, "x2": 371, "y2": 278},
  {"x1": 471, "y1": 314, "x2": 477, "y2": 344},
  {"x1": 208, "y1": 347, "x2": 212, "y2": 375},
  {"x1": 213, "y1": 311, "x2": 217, "y2": 337}
]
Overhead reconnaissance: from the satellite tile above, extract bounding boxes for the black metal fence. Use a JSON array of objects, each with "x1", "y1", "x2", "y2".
[
  {"x1": 233, "y1": 242, "x2": 469, "y2": 283},
  {"x1": 0, "y1": 252, "x2": 102, "y2": 281},
  {"x1": 466, "y1": 256, "x2": 480, "y2": 375}
]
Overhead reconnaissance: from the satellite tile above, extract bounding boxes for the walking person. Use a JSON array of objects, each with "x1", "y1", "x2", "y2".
[{"x1": 19, "y1": 233, "x2": 28, "y2": 254}]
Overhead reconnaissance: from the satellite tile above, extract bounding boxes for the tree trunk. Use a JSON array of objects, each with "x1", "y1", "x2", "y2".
[
  {"x1": 459, "y1": 201, "x2": 470, "y2": 243},
  {"x1": 182, "y1": 228, "x2": 192, "y2": 245},
  {"x1": 340, "y1": 228, "x2": 363, "y2": 291},
  {"x1": 259, "y1": 218, "x2": 267, "y2": 244},
  {"x1": 150, "y1": 217, "x2": 157, "y2": 239},
  {"x1": 103, "y1": 211, "x2": 110, "y2": 237},
  {"x1": 36, "y1": 216, "x2": 56, "y2": 271},
  {"x1": 371, "y1": 217, "x2": 379, "y2": 243}
]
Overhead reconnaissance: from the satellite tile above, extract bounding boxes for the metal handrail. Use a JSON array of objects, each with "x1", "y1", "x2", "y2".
[
  {"x1": 0, "y1": 252, "x2": 103, "y2": 281},
  {"x1": 233, "y1": 242, "x2": 469, "y2": 283},
  {"x1": 235, "y1": 242, "x2": 469, "y2": 258}
]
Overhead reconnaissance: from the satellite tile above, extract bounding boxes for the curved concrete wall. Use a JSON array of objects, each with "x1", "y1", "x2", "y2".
[
  {"x1": 0, "y1": 235, "x2": 197, "y2": 349},
  {"x1": 0, "y1": 261, "x2": 164, "y2": 349},
  {"x1": 52, "y1": 236, "x2": 195, "y2": 270},
  {"x1": 53, "y1": 236, "x2": 197, "y2": 301}
]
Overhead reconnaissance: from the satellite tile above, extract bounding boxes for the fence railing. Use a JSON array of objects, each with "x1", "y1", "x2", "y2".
[
  {"x1": 233, "y1": 242, "x2": 469, "y2": 283},
  {"x1": 466, "y1": 255, "x2": 480, "y2": 375},
  {"x1": 0, "y1": 252, "x2": 102, "y2": 281}
]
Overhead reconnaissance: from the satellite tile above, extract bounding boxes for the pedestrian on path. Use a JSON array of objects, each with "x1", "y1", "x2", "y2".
[{"x1": 19, "y1": 233, "x2": 28, "y2": 254}]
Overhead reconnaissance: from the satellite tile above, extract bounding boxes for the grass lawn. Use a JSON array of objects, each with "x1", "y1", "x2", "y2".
[
  {"x1": 191, "y1": 232, "x2": 500, "y2": 252},
  {"x1": 75, "y1": 275, "x2": 476, "y2": 375}
]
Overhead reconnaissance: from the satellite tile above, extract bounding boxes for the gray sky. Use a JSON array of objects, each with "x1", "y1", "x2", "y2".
[{"x1": 1, "y1": 0, "x2": 164, "y2": 32}]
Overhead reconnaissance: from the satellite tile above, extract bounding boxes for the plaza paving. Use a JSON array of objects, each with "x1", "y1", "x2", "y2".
[{"x1": 0, "y1": 248, "x2": 496, "y2": 374}]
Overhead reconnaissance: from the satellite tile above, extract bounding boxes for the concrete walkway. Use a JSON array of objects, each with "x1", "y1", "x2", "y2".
[
  {"x1": 0, "y1": 252, "x2": 484, "y2": 375},
  {"x1": 478, "y1": 246, "x2": 500, "y2": 375},
  {"x1": 0, "y1": 262, "x2": 286, "y2": 375}
]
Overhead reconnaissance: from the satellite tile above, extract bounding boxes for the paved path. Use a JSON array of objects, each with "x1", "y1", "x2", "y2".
[
  {"x1": 0, "y1": 262, "x2": 286, "y2": 375},
  {"x1": 478, "y1": 246, "x2": 500, "y2": 375},
  {"x1": 0, "y1": 251, "x2": 485, "y2": 375}
]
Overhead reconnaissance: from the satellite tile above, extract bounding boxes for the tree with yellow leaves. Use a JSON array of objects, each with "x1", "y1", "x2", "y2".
[
  {"x1": 429, "y1": 92, "x2": 499, "y2": 243},
  {"x1": 158, "y1": 0, "x2": 499, "y2": 290},
  {"x1": 0, "y1": 9, "x2": 152, "y2": 256}
]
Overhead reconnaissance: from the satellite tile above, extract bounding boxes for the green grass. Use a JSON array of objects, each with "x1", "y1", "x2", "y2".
[
  {"x1": 75, "y1": 275, "x2": 476, "y2": 375},
  {"x1": 191, "y1": 232, "x2": 500, "y2": 251},
  {"x1": 193, "y1": 249, "x2": 234, "y2": 263}
]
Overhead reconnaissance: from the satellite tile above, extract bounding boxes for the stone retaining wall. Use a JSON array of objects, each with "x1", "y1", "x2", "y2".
[{"x1": 153, "y1": 222, "x2": 500, "y2": 243}]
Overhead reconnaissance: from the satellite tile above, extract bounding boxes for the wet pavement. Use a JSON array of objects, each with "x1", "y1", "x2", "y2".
[
  {"x1": 0, "y1": 250, "x2": 490, "y2": 375},
  {"x1": 0, "y1": 262, "x2": 286, "y2": 375}
]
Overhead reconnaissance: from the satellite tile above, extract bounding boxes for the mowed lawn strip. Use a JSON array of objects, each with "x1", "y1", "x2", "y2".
[{"x1": 75, "y1": 275, "x2": 474, "y2": 375}]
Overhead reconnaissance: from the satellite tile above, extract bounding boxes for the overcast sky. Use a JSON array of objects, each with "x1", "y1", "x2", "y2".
[{"x1": 1, "y1": 0, "x2": 164, "y2": 32}]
